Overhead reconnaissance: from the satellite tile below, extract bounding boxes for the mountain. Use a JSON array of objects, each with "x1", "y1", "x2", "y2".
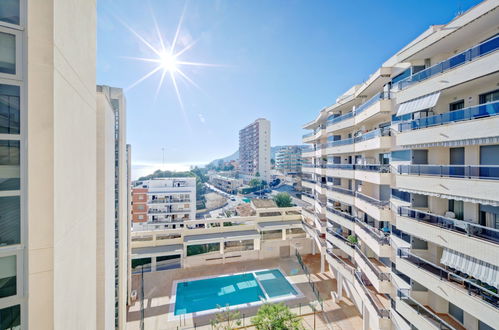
[{"x1": 208, "y1": 145, "x2": 302, "y2": 167}]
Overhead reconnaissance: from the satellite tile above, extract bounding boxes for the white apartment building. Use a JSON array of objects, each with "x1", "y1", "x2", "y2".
[
  {"x1": 132, "y1": 177, "x2": 197, "y2": 231},
  {"x1": 302, "y1": 1, "x2": 499, "y2": 329},
  {"x1": 239, "y1": 118, "x2": 271, "y2": 183},
  {"x1": 209, "y1": 173, "x2": 243, "y2": 194},
  {"x1": 275, "y1": 145, "x2": 303, "y2": 175}
]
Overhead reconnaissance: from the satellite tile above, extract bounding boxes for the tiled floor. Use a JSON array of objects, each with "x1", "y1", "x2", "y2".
[{"x1": 127, "y1": 254, "x2": 363, "y2": 329}]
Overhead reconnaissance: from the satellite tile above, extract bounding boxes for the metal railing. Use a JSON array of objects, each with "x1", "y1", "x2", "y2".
[
  {"x1": 398, "y1": 206, "x2": 499, "y2": 245},
  {"x1": 327, "y1": 111, "x2": 354, "y2": 126},
  {"x1": 149, "y1": 199, "x2": 191, "y2": 204},
  {"x1": 398, "y1": 164, "x2": 499, "y2": 180},
  {"x1": 326, "y1": 248, "x2": 355, "y2": 275},
  {"x1": 354, "y1": 164, "x2": 391, "y2": 173},
  {"x1": 395, "y1": 34, "x2": 499, "y2": 90},
  {"x1": 147, "y1": 209, "x2": 190, "y2": 214},
  {"x1": 354, "y1": 127, "x2": 391, "y2": 143},
  {"x1": 397, "y1": 248, "x2": 499, "y2": 308},
  {"x1": 354, "y1": 271, "x2": 391, "y2": 318},
  {"x1": 355, "y1": 92, "x2": 389, "y2": 115},
  {"x1": 355, "y1": 192, "x2": 390, "y2": 207},
  {"x1": 327, "y1": 185, "x2": 355, "y2": 196},
  {"x1": 326, "y1": 207, "x2": 356, "y2": 222},
  {"x1": 399, "y1": 100, "x2": 499, "y2": 132},
  {"x1": 355, "y1": 219, "x2": 390, "y2": 245},
  {"x1": 327, "y1": 164, "x2": 354, "y2": 170},
  {"x1": 302, "y1": 131, "x2": 315, "y2": 139},
  {"x1": 355, "y1": 246, "x2": 390, "y2": 281},
  {"x1": 326, "y1": 228, "x2": 355, "y2": 247},
  {"x1": 396, "y1": 289, "x2": 457, "y2": 330},
  {"x1": 302, "y1": 178, "x2": 316, "y2": 184}
]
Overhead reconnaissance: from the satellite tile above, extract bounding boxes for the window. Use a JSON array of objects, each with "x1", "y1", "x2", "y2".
[
  {"x1": 138, "y1": 194, "x2": 144, "y2": 200},
  {"x1": 448, "y1": 200, "x2": 464, "y2": 220},
  {"x1": 0, "y1": 140, "x2": 19, "y2": 191},
  {"x1": 391, "y1": 150, "x2": 411, "y2": 162},
  {"x1": 136, "y1": 205, "x2": 145, "y2": 211},
  {"x1": 479, "y1": 320, "x2": 494, "y2": 330},
  {"x1": 448, "y1": 302, "x2": 464, "y2": 324},
  {"x1": 0, "y1": 196, "x2": 20, "y2": 246},
  {"x1": 0, "y1": 84, "x2": 19, "y2": 134},
  {"x1": 449, "y1": 99, "x2": 464, "y2": 111},
  {"x1": 0, "y1": 304, "x2": 20, "y2": 330},
  {"x1": 0, "y1": 255, "x2": 16, "y2": 298},
  {"x1": 0, "y1": 1, "x2": 20, "y2": 25},
  {"x1": 186, "y1": 243, "x2": 220, "y2": 256},
  {"x1": 479, "y1": 89, "x2": 499, "y2": 104},
  {"x1": 137, "y1": 215, "x2": 144, "y2": 220},
  {"x1": 0, "y1": 32, "x2": 15, "y2": 75}
]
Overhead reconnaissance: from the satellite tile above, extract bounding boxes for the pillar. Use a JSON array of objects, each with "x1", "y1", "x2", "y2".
[
  {"x1": 362, "y1": 305, "x2": 369, "y2": 330},
  {"x1": 337, "y1": 273, "x2": 343, "y2": 300},
  {"x1": 320, "y1": 250, "x2": 325, "y2": 273},
  {"x1": 282, "y1": 228, "x2": 286, "y2": 240}
]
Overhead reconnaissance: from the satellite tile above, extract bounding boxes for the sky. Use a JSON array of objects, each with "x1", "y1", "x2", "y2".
[{"x1": 97, "y1": 0, "x2": 482, "y2": 178}]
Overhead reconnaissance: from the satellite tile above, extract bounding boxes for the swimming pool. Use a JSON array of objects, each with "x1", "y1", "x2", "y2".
[{"x1": 173, "y1": 269, "x2": 300, "y2": 316}]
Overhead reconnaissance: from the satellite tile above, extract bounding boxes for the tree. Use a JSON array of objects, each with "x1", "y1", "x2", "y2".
[
  {"x1": 210, "y1": 305, "x2": 241, "y2": 330},
  {"x1": 273, "y1": 192, "x2": 293, "y2": 207},
  {"x1": 249, "y1": 178, "x2": 262, "y2": 187},
  {"x1": 251, "y1": 303, "x2": 303, "y2": 330}
]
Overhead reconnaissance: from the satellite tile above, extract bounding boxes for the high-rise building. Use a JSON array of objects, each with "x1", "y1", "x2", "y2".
[
  {"x1": 96, "y1": 85, "x2": 130, "y2": 330},
  {"x1": 131, "y1": 177, "x2": 197, "y2": 230},
  {"x1": 275, "y1": 145, "x2": 303, "y2": 175},
  {"x1": 301, "y1": 1, "x2": 499, "y2": 329},
  {"x1": 238, "y1": 118, "x2": 271, "y2": 183}
]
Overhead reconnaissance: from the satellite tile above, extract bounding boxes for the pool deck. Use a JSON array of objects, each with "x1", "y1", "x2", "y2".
[{"x1": 127, "y1": 255, "x2": 363, "y2": 329}]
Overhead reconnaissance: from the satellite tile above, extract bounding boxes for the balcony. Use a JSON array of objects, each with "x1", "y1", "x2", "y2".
[
  {"x1": 326, "y1": 185, "x2": 355, "y2": 205},
  {"x1": 354, "y1": 92, "x2": 391, "y2": 126},
  {"x1": 396, "y1": 165, "x2": 499, "y2": 203},
  {"x1": 325, "y1": 248, "x2": 355, "y2": 283},
  {"x1": 354, "y1": 219, "x2": 391, "y2": 257},
  {"x1": 353, "y1": 272, "x2": 391, "y2": 329},
  {"x1": 397, "y1": 207, "x2": 499, "y2": 265},
  {"x1": 302, "y1": 164, "x2": 315, "y2": 174},
  {"x1": 326, "y1": 228, "x2": 355, "y2": 257},
  {"x1": 301, "y1": 178, "x2": 316, "y2": 189},
  {"x1": 396, "y1": 248, "x2": 499, "y2": 326},
  {"x1": 395, "y1": 290, "x2": 464, "y2": 330},
  {"x1": 148, "y1": 209, "x2": 190, "y2": 215},
  {"x1": 301, "y1": 193, "x2": 315, "y2": 205},
  {"x1": 354, "y1": 246, "x2": 391, "y2": 294},
  {"x1": 326, "y1": 111, "x2": 354, "y2": 133},
  {"x1": 395, "y1": 34, "x2": 499, "y2": 102},
  {"x1": 353, "y1": 127, "x2": 392, "y2": 153},
  {"x1": 326, "y1": 207, "x2": 355, "y2": 231},
  {"x1": 397, "y1": 101, "x2": 499, "y2": 146},
  {"x1": 326, "y1": 164, "x2": 354, "y2": 179},
  {"x1": 302, "y1": 128, "x2": 325, "y2": 143},
  {"x1": 354, "y1": 192, "x2": 391, "y2": 222},
  {"x1": 354, "y1": 164, "x2": 391, "y2": 185},
  {"x1": 324, "y1": 137, "x2": 355, "y2": 155}
]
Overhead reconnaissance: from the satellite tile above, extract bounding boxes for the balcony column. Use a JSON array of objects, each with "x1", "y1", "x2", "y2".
[
  {"x1": 282, "y1": 228, "x2": 286, "y2": 240},
  {"x1": 320, "y1": 250, "x2": 325, "y2": 273},
  {"x1": 362, "y1": 305, "x2": 369, "y2": 330},
  {"x1": 220, "y1": 240, "x2": 224, "y2": 254},
  {"x1": 254, "y1": 238, "x2": 261, "y2": 251},
  {"x1": 151, "y1": 256, "x2": 157, "y2": 272},
  {"x1": 312, "y1": 240, "x2": 317, "y2": 255}
]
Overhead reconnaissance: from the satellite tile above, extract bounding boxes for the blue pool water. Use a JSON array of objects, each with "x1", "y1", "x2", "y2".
[{"x1": 174, "y1": 269, "x2": 296, "y2": 315}]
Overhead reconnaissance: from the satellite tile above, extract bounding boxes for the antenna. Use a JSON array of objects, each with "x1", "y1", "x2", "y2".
[{"x1": 161, "y1": 147, "x2": 165, "y2": 170}]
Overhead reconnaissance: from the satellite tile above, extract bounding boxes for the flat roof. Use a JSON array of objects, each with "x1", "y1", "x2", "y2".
[
  {"x1": 258, "y1": 220, "x2": 302, "y2": 230},
  {"x1": 132, "y1": 244, "x2": 183, "y2": 257},
  {"x1": 184, "y1": 230, "x2": 259, "y2": 243},
  {"x1": 251, "y1": 199, "x2": 277, "y2": 208}
]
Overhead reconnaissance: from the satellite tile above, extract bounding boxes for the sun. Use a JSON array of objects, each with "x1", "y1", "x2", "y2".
[{"x1": 159, "y1": 52, "x2": 178, "y2": 72}]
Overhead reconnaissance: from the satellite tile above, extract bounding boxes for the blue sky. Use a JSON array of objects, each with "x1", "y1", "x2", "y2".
[{"x1": 97, "y1": 0, "x2": 482, "y2": 177}]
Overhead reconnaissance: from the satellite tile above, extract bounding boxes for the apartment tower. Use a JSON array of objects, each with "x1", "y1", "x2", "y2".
[
  {"x1": 275, "y1": 145, "x2": 303, "y2": 175},
  {"x1": 238, "y1": 118, "x2": 271, "y2": 183},
  {"x1": 301, "y1": 1, "x2": 499, "y2": 329}
]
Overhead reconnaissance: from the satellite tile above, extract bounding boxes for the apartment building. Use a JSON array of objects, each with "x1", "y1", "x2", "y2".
[
  {"x1": 301, "y1": 1, "x2": 499, "y2": 329},
  {"x1": 239, "y1": 118, "x2": 271, "y2": 183},
  {"x1": 132, "y1": 177, "x2": 197, "y2": 230},
  {"x1": 96, "y1": 85, "x2": 131, "y2": 330},
  {"x1": 275, "y1": 145, "x2": 304, "y2": 175},
  {"x1": 209, "y1": 173, "x2": 243, "y2": 194}
]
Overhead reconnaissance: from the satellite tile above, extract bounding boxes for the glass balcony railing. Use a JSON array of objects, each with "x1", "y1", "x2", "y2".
[
  {"x1": 326, "y1": 248, "x2": 355, "y2": 275},
  {"x1": 326, "y1": 112, "x2": 354, "y2": 126},
  {"x1": 396, "y1": 289, "x2": 456, "y2": 330},
  {"x1": 302, "y1": 131, "x2": 315, "y2": 139},
  {"x1": 302, "y1": 178, "x2": 316, "y2": 184},
  {"x1": 397, "y1": 248, "x2": 499, "y2": 308},
  {"x1": 399, "y1": 100, "x2": 499, "y2": 132},
  {"x1": 326, "y1": 228, "x2": 355, "y2": 247},
  {"x1": 354, "y1": 164, "x2": 391, "y2": 173},
  {"x1": 355, "y1": 219, "x2": 390, "y2": 245},
  {"x1": 355, "y1": 92, "x2": 389, "y2": 115},
  {"x1": 395, "y1": 34, "x2": 499, "y2": 90},
  {"x1": 355, "y1": 246, "x2": 390, "y2": 281},
  {"x1": 354, "y1": 271, "x2": 391, "y2": 318},
  {"x1": 326, "y1": 206, "x2": 356, "y2": 222},
  {"x1": 355, "y1": 192, "x2": 390, "y2": 207},
  {"x1": 398, "y1": 164, "x2": 499, "y2": 180},
  {"x1": 325, "y1": 137, "x2": 354, "y2": 148},
  {"x1": 327, "y1": 164, "x2": 354, "y2": 170},
  {"x1": 327, "y1": 185, "x2": 355, "y2": 196},
  {"x1": 354, "y1": 127, "x2": 391, "y2": 143},
  {"x1": 398, "y1": 206, "x2": 499, "y2": 244}
]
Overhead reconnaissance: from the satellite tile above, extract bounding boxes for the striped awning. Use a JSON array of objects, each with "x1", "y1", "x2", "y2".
[
  {"x1": 441, "y1": 248, "x2": 499, "y2": 288},
  {"x1": 396, "y1": 92, "x2": 440, "y2": 116}
]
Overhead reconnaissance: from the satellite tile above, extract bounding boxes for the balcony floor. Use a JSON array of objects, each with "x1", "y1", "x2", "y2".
[
  {"x1": 369, "y1": 257, "x2": 390, "y2": 273},
  {"x1": 425, "y1": 306, "x2": 466, "y2": 330}
]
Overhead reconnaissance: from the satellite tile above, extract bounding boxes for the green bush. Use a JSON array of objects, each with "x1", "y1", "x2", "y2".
[{"x1": 251, "y1": 303, "x2": 303, "y2": 330}]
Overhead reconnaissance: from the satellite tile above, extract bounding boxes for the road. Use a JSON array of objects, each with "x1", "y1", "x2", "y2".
[{"x1": 203, "y1": 183, "x2": 244, "y2": 218}]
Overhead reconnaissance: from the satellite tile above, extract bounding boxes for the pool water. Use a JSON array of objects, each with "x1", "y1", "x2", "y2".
[{"x1": 174, "y1": 269, "x2": 297, "y2": 315}]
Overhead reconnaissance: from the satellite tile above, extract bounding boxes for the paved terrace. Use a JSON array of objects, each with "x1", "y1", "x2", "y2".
[{"x1": 127, "y1": 256, "x2": 362, "y2": 329}]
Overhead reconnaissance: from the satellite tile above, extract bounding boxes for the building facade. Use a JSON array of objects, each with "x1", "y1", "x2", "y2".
[
  {"x1": 209, "y1": 173, "x2": 243, "y2": 194},
  {"x1": 132, "y1": 178, "x2": 197, "y2": 230},
  {"x1": 238, "y1": 118, "x2": 271, "y2": 183},
  {"x1": 301, "y1": 1, "x2": 499, "y2": 329},
  {"x1": 275, "y1": 145, "x2": 303, "y2": 175}
]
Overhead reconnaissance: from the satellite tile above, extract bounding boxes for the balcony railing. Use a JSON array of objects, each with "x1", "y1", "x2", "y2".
[
  {"x1": 355, "y1": 92, "x2": 389, "y2": 115},
  {"x1": 395, "y1": 34, "x2": 499, "y2": 90},
  {"x1": 302, "y1": 131, "x2": 315, "y2": 139},
  {"x1": 149, "y1": 199, "x2": 190, "y2": 204},
  {"x1": 397, "y1": 248, "x2": 499, "y2": 308},
  {"x1": 302, "y1": 178, "x2": 316, "y2": 184},
  {"x1": 397, "y1": 289, "x2": 457, "y2": 330},
  {"x1": 354, "y1": 164, "x2": 391, "y2": 173},
  {"x1": 355, "y1": 246, "x2": 390, "y2": 281},
  {"x1": 327, "y1": 164, "x2": 354, "y2": 170},
  {"x1": 327, "y1": 185, "x2": 355, "y2": 196},
  {"x1": 327, "y1": 112, "x2": 354, "y2": 126},
  {"x1": 325, "y1": 137, "x2": 354, "y2": 148},
  {"x1": 398, "y1": 164, "x2": 499, "y2": 180},
  {"x1": 325, "y1": 127, "x2": 391, "y2": 149},
  {"x1": 398, "y1": 206, "x2": 499, "y2": 245},
  {"x1": 355, "y1": 192, "x2": 390, "y2": 207},
  {"x1": 326, "y1": 228, "x2": 355, "y2": 247},
  {"x1": 354, "y1": 271, "x2": 391, "y2": 318},
  {"x1": 355, "y1": 219, "x2": 390, "y2": 245},
  {"x1": 326, "y1": 207, "x2": 356, "y2": 222},
  {"x1": 399, "y1": 100, "x2": 499, "y2": 132},
  {"x1": 148, "y1": 209, "x2": 190, "y2": 214},
  {"x1": 326, "y1": 248, "x2": 355, "y2": 275}
]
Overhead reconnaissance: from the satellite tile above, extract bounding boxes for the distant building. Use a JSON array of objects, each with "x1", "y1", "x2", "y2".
[
  {"x1": 275, "y1": 145, "x2": 303, "y2": 175},
  {"x1": 209, "y1": 174, "x2": 243, "y2": 194},
  {"x1": 132, "y1": 178, "x2": 196, "y2": 230},
  {"x1": 239, "y1": 118, "x2": 271, "y2": 182}
]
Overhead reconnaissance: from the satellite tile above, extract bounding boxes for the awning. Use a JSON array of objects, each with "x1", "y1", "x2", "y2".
[
  {"x1": 441, "y1": 248, "x2": 499, "y2": 287},
  {"x1": 396, "y1": 91, "x2": 440, "y2": 116},
  {"x1": 131, "y1": 244, "x2": 183, "y2": 257},
  {"x1": 257, "y1": 220, "x2": 302, "y2": 231},
  {"x1": 184, "y1": 230, "x2": 259, "y2": 244},
  {"x1": 397, "y1": 187, "x2": 499, "y2": 207}
]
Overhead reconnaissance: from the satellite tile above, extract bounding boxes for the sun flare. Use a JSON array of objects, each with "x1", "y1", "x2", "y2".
[{"x1": 159, "y1": 52, "x2": 178, "y2": 72}]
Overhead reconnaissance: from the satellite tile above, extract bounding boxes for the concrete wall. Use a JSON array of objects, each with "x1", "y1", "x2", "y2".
[
  {"x1": 27, "y1": 0, "x2": 98, "y2": 329},
  {"x1": 96, "y1": 93, "x2": 116, "y2": 330}
]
